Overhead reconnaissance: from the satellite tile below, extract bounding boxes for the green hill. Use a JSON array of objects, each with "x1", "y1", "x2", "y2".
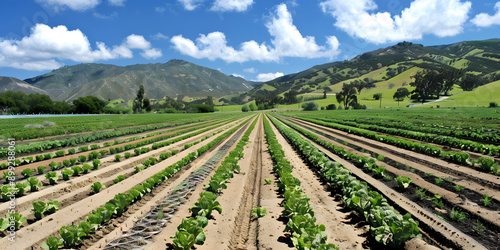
[
  {"x1": 23, "y1": 59, "x2": 254, "y2": 102},
  {"x1": 0, "y1": 77, "x2": 48, "y2": 95}
]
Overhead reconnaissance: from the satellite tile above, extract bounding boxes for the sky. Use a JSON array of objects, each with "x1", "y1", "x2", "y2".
[{"x1": 0, "y1": 0, "x2": 499, "y2": 82}]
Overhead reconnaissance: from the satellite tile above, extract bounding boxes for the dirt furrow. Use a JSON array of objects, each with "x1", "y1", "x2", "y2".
[
  {"x1": 269, "y1": 115, "x2": 368, "y2": 249},
  {"x1": 274, "y1": 116, "x2": 487, "y2": 250}
]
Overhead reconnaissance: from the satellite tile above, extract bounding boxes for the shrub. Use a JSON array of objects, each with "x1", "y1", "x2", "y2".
[
  {"x1": 373, "y1": 93, "x2": 383, "y2": 100},
  {"x1": 67, "y1": 148, "x2": 76, "y2": 155},
  {"x1": 326, "y1": 104, "x2": 336, "y2": 110},
  {"x1": 241, "y1": 105, "x2": 249, "y2": 112},
  {"x1": 301, "y1": 101, "x2": 319, "y2": 111},
  {"x1": 490, "y1": 102, "x2": 498, "y2": 108}
]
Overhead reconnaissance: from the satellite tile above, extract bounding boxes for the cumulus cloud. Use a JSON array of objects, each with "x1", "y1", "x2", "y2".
[
  {"x1": 171, "y1": 3, "x2": 340, "y2": 63},
  {"x1": 141, "y1": 48, "x2": 163, "y2": 59},
  {"x1": 108, "y1": 0, "x2": 126, "y2": 6},
  {"x1": 151, "y1": 32, "x2": 169, "y2": 40},
  {"x1": 256, "y1": 72, "x2": 283, "y2": 82},
  {"x1": 36, "y1": 0, "x2": 100, "y2": 11},
  {"x1": 211, "y1": 0, "x2": 253, "y2": 12},
  {"x1": 178, "y1": 0, "x2": 205, "y2": 10},
  {"x1": 471, "y1": 2, "x2": 500, "y2": 27},
  {"x1": 0, "y1": 24, "x2": 161, "y2": 70},
  {"x1": 320, "y1": 0, "x2": 471, "y2": 44},
  {"x1": 244, "y1": 67, "x2": 256, "y2": 73}
]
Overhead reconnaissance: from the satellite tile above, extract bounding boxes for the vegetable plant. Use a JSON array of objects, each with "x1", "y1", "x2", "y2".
[
  {"x1": 265, "y1": 178, "x2": 272, "y2": 184},
  {"x1": 433, "y1": 195, "x2": 444, "y2": 209},
  {"x1": 251, "y1": 207, "x2": 267, "y2": 218},
  {"x1": 115, "y1": 154, "x2": 121, "y2": 162},
  {"x1": 55, "y1": 150, "x2": 65, "y2": 157},
  {"x1": 78, "y1": 155, "x2": 87, "y2": 163},
  {"x1": 395, "y1": 176, "x2": 412, "y2": 190},
  {"x1": 71, "y1": 166, "x2": 83, "y2": 176},
  {"x1": 99, "y1": 149, "x2": 108, "y2": 157},
  {"x1": 31, "y1": 200, "x2": 60, "y2": 220},
  {"x1": 27, "y1": 177, "x2": 43, "y2": 192},
  {"x1": 61, "y1": 169, "x2": 74, "y2": 180},
  {"x1": 124, "y1": 152, "x2": 131, "y2": 159},
  {"x1": 63, "y1": 160, "x2": 71, "y2": 167},
  {"x1": 70, "y1": 158, "x2": 77, "y2": 166},
  {"x1": 82, "y1": 164, "x2": 92, "y2": 174},
  {"x1": 113, "y1": 175, "x2": 126, "y2": 184},
  {"x1": 89, "y1": 182, "x2": 105, "y2": 194},
  {"x1": 15, "y1": 182, "x2": 29, "y2": 196},
  {"x1": 473, "y1": 220, "x2": 486, "y2": 234},
  {"x1": 434, "y1": 177, "x2": 444, "y2": 185},
  {"x1": 450, "y1": 207, "x2": 467, "y2": 222},
  {"x1": 6, "y1": 213, "x2": 27, "y2": 230},
  {"x1": 92, "y1": 159, "x2": 100, "y2": 170},
  {"x1": 415, "y1": 188, "x2": 428, "y2": 200},
  {"x1": 45, "y1": 172, "x2": 59, "y2": 185},
  {"x1": 42, "y1": 237, "x2": 63, "y2": 250},
  {"x1": 190, "y1": 191, "x2": 222, "y2": 218},
  {"x1": 37, "y1": 166, "x2": 46, "y2": 174},
  {"x1": 67, "y1": 148, "x2": 76, "y2": 154},
  {"x1": 454, "y1": 185, "x2": 464, "y2": 192},
  {"x1": 59, "y1": 225, "x2": 86, "y2": 249},
  {"x1": 480, "y1": 194, "x2": 492, "y2": 207},
  {"x1": 21, "y1": 168, "x2": 34, "y2": 178}
]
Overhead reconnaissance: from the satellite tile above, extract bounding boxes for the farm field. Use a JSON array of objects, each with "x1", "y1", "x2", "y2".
[{"x1": 0, "y1": 109, "x2": 499, "y2": 250}]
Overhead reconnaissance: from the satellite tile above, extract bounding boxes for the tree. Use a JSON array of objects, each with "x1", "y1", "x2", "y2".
[
  {"x1": 393, "y1": 87, "x2": 410, "y2": 107},
  {"x1": 284, "y1": 89, "x2": 298, "y2": 104},
  {"x1": 353, "y1": 81, "x2": 366, "y2": 95},
  {"x1": 205, "y1": 96, "x2": 214, "y2": 107},
  {"x1": 440, "y1": 68, "x2": 464, "y2": 96},
  {"x1": 133, "y1": 84, "x2": 147, "y2": 113},
  {"x1": 336, "y1": 83, "x2": 358, "y2": 109},
  {"x1": 323, "y1": 86, "x2": 332, "y2": 99},
  {"x1": 410, "y1": 69, "x2": 440, "y2": 103},
  {"x1": 241, "y1": 105, "x2": 249, "y2": 112},
  {"x1": 72, "y1": 96, "x2": 106, "y2": 114},
  {"x1": 373, "y1": 93, "x2": 383, "y2": 100},
  {"x1": 459, "y1": 74, "x2": 485, "y2": 91},
  {"x1": 249, "y1": 103, "x2": 257, "y2": 111},
  {"x1": 326, "y1": 104, "x2": 336, "y2": 110}
]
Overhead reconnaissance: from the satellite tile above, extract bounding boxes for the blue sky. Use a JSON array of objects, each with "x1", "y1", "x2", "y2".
[{"x1": 0, "y1": 0, "x2": 499, "y2": 81}]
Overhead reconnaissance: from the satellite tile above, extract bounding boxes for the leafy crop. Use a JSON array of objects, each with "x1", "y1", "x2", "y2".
[
  {"x1": 89, "y1": 182, "x2": 105, "y2": 194},
  {"x1": 395, "y1": 176, "x2": 413, "y2": 190},
  {"x1": 32, "y1": 200, "x2": 60, "y2": 220},
  {"x1": 251, "y1": 207, "x2": 267, "y2": 218}
]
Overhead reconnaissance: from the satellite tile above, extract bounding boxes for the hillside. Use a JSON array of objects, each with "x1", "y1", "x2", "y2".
[
  {"x1": 0, "y1": 77, "x2": 48, "y2": 95},
  {"x1": 23, "y1": 59, "x2": 254, "y2": 102},
  {"x1": 247, "y1": 39, "x2": 500, "y2": 99}
]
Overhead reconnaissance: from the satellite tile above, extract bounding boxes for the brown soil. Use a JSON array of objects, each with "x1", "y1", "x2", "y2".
[
  {"x1": 0, "y1": 116, "x2": 251, "y2": 249},
  {"x1": 277, "y1": 116, "x2": 492, "y2": 249}
]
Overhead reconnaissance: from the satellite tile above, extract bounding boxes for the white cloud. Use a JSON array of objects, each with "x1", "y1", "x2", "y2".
[
  {"x1": 231, "y1": 73, "x2": 245, "y2": 79},
  {"x1": 125, "y1": 34, "x2": 151, "y2": 50},
  {"x1": 0, "y1": 24, "x2": 160, "y2": 70},
  {"x1": 151, "y1": 32, "x2": 169, "y2": 40},
  {"x1": 171, "y1": 3, "x2": 340, "y2": 63},
  {"x1": 141, "y1": 48, "x2": 163, "y2": 59},
  {"x1": 36, "y1": 0, "x2": 100, "y2": 11},
  {"x1": 108, "y1": 0, "x2": 125, "y2": 6},
  {"x1": 320, "y1": 0, "x2": 471, "y2": 44},
  {"x1": 256, "y1": 72, "x2": 283, "y2": 82},
  {"x1": 178, "y1": 0, "x2": 204, "y2": 10},
  {"x1": 155, "y1": 6, "x2": 166, "y2": 12},
  {"x1": 211, "y1": 0, "x2": 253, "y2": 12},
  {"x1": 244, "y1": 67, "x2": 256, "y2": 73},
  {"x1": 471, "y1": 2, "x2": 500, "y2": 27}
]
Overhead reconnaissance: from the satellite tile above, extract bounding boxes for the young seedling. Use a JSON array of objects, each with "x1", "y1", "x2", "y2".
[
  {"x1": 473, "y1": 220, "x2": 486, "y2": 234},
  {"x1": 433, "y1": 194, "x2": 444, "y2": 209},
  {"x1": 265, "y1": 178, "x2": 272, "y2": 184},
  {"x1": 450, "y1": 207, "x2": 467, "y2": 222},
  {"x1": 89, "y1": 182, "x2": 105, "y2": 194},
  {"x1": 251, "y1": 207, "x2": 267, "y2": 218},
  {"x1": 416, "y1": 188, "x2": 428, "y2": 200},
  {"x1": 454, "y1": 184, "x2": 464, "y2": 192},
  {"x1": 434, "y1": 177, "x2": 444, "y2": 185},
  {"x1": 82, "y1": 164, "x2": 92, "y2": 174},
  {"x1": 480, "y1": 194, "x2": 492, "y2": 207}
]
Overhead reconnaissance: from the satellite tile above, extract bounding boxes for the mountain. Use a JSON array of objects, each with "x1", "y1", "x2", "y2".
[
  {"x1": 23, "y1": 59, "x2": 254, "y2": 102},
  {"x1": 248, "y1": 39, "x2": 500, "y2": 97},
  {"x1": 0, "y1": 77, "x2": 48, "y2": 95}
]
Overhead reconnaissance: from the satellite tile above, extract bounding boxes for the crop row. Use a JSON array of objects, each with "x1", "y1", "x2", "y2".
[
  {"x1": 314, "y1": 116, "x2": 500, "y2": 144},
  {"x1": 0, "y1": 114, "x2": 237, "y2": 159},
  {"x1": 293, "y1": 116, "x2": 500, "y2": 175},
  {"x1": 37, "y1": 116, "x2": 254, "y2": 249},
  {"x1": 297, "y1": 116, "x2": 500, "y2": 156},
  {"x1": 269, "y1": 115, "x2": 421, "y2": 248},
  {"x1": 263, "y1": 115, "x2": 338, "y2": 250},
  {"x1": 171, "y1": 116, "x2": 258, "y2": 249},
  {"x1": 0, "y1": 117, "x2": 243, "y2": 206}
]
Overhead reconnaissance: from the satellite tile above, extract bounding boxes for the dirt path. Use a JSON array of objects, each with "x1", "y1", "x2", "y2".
[
  {"x1": 269, "y1": 115, "x2": 368, "y2": 249},
  {"x1": 274, "y1": 116, "x2": 488, "y2": 249},
  {"x1": 143, "y1": 117, "x2": 257, "y2": 249},
  {"x1": 0, "y1": 117, "x2": 251, "y2": 249}
]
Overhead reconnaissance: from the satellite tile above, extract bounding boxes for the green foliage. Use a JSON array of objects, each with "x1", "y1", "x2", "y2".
[
  {"x1": 433, "y1": 195, "x2": 444, "y2": 209},
  {"x1": 32, "y1": 200, "x2": 60, "y2": 220},
  {"x1": 92, "y1": 159, "x2": 100, "y2": 170},
  {"x1": 190, "y1": 192, "x2": 223, "y2": 218},
  {"x1": 480, "y1": 194, "x2": 492, "y2": 207},
  {"x1": 55, "y1": 150, "x2": 65, "y2": 157},
  {"x1": 241, "y1": 104, "x2": 249, "y2": 112},
  {"x1": 473, "y1": 220, "x2": 486, "y2": 234},
  {"x1": 42, "y1": 237, "x2": 63, "y2": 250},
  {"x1": 454, "y1": 184, "x2": 464, "y2": 192},
  {"x1": 124, "y1": 152, "x2": 131, "y2": 159},
  {"x1": 6, "y1": 213, "x2": 27, "y2": 230},
  {"x1": 27, "y1": 177, "x2": 43, "y2": 192},
  {"x1": 82, "y1": 164, "x2": 92, "y2": 174},
  {"x1": 450, "y1": 207, "x2": 467, "y2": 222},
  {"x1": 89, "y1": 182, "x2": 105, "y2": 193},
  {"x1": 63, "y1": 159, "x2": 71, "y2": 167},
  {"x1": 115, "y1": 154, "x2": 121, "y2": 162},
  {"x1": 67, "y1": 148, "x2": 76, "y2": 154},
  {"x1": 113, "y1": 175, "x2": 126, "y2": 184},
  {"x1": 59, "y1": 225, "x2": 86, "y2": 248},
  {"x1": 78, "y1": 155, "x2": 87, "y2": 163},
  {"x1": 251, "y1": 207, "x2": 267, "y2": 218},
  {"x1": 21, "y1": 168, "x2": 34, "y2": 178},
  {"x1": 71, "y1": 166, "x2": 83, "y2": 176},
  {"x1": 45, "y1": 172, "x2": 59, "y2": 185},
  {"x1": 395, "y1": 176, "x2": 413, "y2": 190},
  {"x1": 415, "y1": 188, "x2": 428, "y2": 200},
  {"x1": 38, "y1": 165, "x2": 46, "y2": 174},
  {"x1": 265, "y1": 178, "x2": 273, "y2": 184},
  {"x1": 61, "y1": 169, "x2": 74, "y2": 180},
  {"x1": 301, "y1": 101, "x2": 319, "y2": 111}
]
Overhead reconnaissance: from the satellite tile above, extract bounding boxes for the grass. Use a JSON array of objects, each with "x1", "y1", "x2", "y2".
[{"x1": 420, "y1": 80, "x2": 500, "y2": 108}]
